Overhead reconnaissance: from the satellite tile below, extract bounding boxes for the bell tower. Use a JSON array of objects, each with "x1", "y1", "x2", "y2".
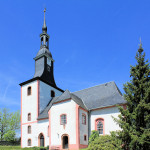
[{"x1": 34, "y1": 9, "x2": 56, "y2": 87}]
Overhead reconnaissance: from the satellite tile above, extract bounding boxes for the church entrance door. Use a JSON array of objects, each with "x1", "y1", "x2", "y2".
[
  {"x1": 62, "y1": 134, "x2": 69, "y2": 149},
  {"x1": 38, "y1": 133, "x2": 44, "y2": 147}
]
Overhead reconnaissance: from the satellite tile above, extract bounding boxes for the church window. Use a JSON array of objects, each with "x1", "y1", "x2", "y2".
[
  {"x1": 28, "y1": 125, "x2": 31, "y2": 134},
  {"x1": 60, "y1": 114, "x2": 67, "y2": 125},
  {"x1": 51, "y1": 90, "x2": 55, "y2": 97},
  {"x1": 28, "y1": 139, "x2": 31, "y2": 146},
  {"x1": 27, "y1": 86, "x2": 31, "y2": 96},
  {"x1": 84, "y1": 135, "x2": 87, "y2": 141},
  {"x1": 95, "y1": 118, "x2": 104, "y2": 135},
  {"x1": 28, "y1": 113, "x2": 31, "y2": 121},
  {"x1": 82, "y1": 113, "x2": 86, "y2": 125}
]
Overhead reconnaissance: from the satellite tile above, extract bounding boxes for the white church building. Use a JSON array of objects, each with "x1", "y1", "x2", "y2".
[{"x1": 20, "y1": 10, "x2": 126, "y2": 150}]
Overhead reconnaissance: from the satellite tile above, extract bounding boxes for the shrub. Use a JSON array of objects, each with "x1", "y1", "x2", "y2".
[
  {"x1": 88, "y1": 131, "x2": 122, "y2": 150},
  {"x1": 88, "y1": 130, "x2": 99, "y2": 145},
  {"x1": 88, "y1": 135, "x2": 116, "y2": 150}
]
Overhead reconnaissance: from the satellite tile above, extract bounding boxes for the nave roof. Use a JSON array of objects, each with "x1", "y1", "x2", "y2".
[{"x1": 37, "y1": 81, "x2": 126, "y2": 120}]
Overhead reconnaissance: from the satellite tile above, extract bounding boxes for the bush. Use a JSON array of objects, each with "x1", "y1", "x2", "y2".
[
  {"x1": 88, "y1": 130, "x2": 99, "y2": 145},
  {"x1": 32, "y1": 147, "x2": 47, "y2": 150},
  {"x1": 88, "y1": 131, "x2": 122, "y2": 150},
  {"x1": 88, "y1": 135, "x2": 115, "y2": 150}
]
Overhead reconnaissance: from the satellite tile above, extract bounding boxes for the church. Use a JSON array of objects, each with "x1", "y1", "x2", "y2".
[{"x1": 20, "y1": 10, "x2": 126, "y2": 150}]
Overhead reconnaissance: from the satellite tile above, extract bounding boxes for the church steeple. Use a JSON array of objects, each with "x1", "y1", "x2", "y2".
[
  {"x1": 33, "y1": 9, "x2": 56, "y2": 87},
  {"x1": 40, "y1": 8, "x2": 49, "y2": 50}
]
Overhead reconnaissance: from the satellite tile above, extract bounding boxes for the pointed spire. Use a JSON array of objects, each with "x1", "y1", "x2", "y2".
[
  {"x1": 138, "y1": 37, "x2": 143, "y2": 53},
  {"x1": 42, "y1": 8, "x2": 47, "y2": 33}
]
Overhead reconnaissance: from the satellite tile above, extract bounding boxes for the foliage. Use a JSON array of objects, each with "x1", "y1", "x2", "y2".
[
  {"x1": 3, "y1": 130, "x2": 16, "y2": 141},
  {"x1": 0, "y1": 146, "x2": 49, "y2": 150},
  {"x1": 0, "y1": 109, "x2": 20, "y2": 141},
  {"x1": 110, "y1": 131, "x2": 122, "y2": 148},
  {"x1": 87, "y1": 130, "x2": 122, "y2": 150},
  {"x1": 88, "y1": 133, "x2": 121, "y2": 150},
  {"x1": 0, "y1": 108, "x2": 10, "y2": 141},
  {"x1": 114, "y1": 42, "x2": 150, "y2": 150},
  {"x1": 88, "y1": 130, "x2": 99, "y2": 145}
]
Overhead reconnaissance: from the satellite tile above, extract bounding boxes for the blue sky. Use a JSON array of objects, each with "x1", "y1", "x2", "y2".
[{"x1": 0, "y1": 0, "x2": 150, "y2": 113}]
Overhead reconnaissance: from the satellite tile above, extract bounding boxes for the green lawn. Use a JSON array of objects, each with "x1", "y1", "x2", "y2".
[
  {"x1": 0, "y1": 146, "x2": 30, "y2": 150},
  {"x1": 0, "y1": 146, "x2": 87, "y2": 150}
]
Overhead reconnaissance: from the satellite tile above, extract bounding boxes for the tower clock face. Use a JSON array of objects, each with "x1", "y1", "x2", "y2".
[{"x1": 47, "y1": 58, "x2": 51, "y2": 66}]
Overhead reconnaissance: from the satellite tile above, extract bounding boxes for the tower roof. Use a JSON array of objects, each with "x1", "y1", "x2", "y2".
[{"x1": 35, "y1": 9, "x2": 52, "y2": 59}]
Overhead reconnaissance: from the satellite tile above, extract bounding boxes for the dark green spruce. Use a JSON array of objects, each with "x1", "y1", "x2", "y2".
[{"x1": 115, "y1": 41, "x2": 150, "y2": 150}]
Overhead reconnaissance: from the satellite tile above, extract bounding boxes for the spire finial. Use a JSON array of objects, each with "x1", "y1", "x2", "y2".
[
  {"x1": 43, "y1": 8, "x2": 46, "y2": 27},
  {"x1": 139, "y1": 37, "x2": 142, "y2": 48},
  {"x1": 138, "y1": 37, "x2": 143, "y2": 53},
  {"x1": 42, "y1": 8, "x2": 47, "y2": 33}
]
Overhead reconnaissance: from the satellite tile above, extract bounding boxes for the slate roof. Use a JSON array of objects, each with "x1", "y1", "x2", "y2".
[
  {"x1": 36, "y1": 47, "x2": 52, "y2": 58},
  {"x1": 38, "y1": 90, "x2": 87, "y2": 120},
  {"x1": 73, "y1": 81, "x2": 126, "y2": 110},
  {"x1": 37, "y1": 81, "x2": 126, "y2": 120}
]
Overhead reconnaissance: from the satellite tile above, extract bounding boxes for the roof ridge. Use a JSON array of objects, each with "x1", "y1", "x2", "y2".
[
  {"x1": 72, "y1": 81, "x2": 115, "y2": 93},
  {"x1": 113, "y1": 82, "x2": 123, "y2": 96},
  {"x1": 71, "y1": 93, "x2": 88, "y2": 110}
]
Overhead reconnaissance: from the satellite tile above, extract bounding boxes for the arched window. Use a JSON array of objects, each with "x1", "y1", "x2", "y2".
[
  {"x1": 28, "y1": 125, "x2": 31, "y2": 134},
  {"x1": 60, "y1": 114, "x2": 67, "y2": 125},
  {"x1": 97, "y1": 121, "x2": 103, "y2": 134},
  {"x1": 28, "y1": 113, "x2": 31, "y2": 121},
  {"x1": 95, "y1": 118, "x2": 104, "y2": 135},
  {"x1": 28, "y1": 139, "x2": 31, "y2": 146},
  {"x1": 51, "y1": 90, "x2": 55, "y2": 97},
  {"x1": 82, "y1": 113, "x2": 86, "y2": 125},
  {"x1": 27, "y1": 86, "x2": 31, "y2": 96}
]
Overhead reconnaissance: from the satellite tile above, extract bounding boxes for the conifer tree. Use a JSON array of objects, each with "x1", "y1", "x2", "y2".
[{"x1": 115, "y1": 40, "x2": 150, "y2": 150}]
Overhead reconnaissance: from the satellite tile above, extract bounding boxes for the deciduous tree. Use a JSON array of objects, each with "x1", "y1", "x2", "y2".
[{"x1": 0, "y1": 109, "x2": 20, "y2": 141}]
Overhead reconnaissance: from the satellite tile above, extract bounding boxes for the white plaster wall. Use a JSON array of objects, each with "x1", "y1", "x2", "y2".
[
  {"x1": 90, "y1": 107, "x2": 120, "y2": 135},
  {"x1": 22, "y1": 81, "x2": 37, "y2": 124},
  {"x1": 22, "y1": 119, "x2": 49, "y2": 147},
  {"x1": 39, "y1": 81, "x2": 63, "y2": 113},
  {"x1": 79, "y1": 109, "x2": 88, "y2": 145},
  {"x1": 50, "y1": 100, "x2": 76, "y2": 146}
]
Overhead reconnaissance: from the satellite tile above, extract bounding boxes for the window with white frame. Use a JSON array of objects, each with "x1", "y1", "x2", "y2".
[
  {"x1": 60, "y1": 114, "x2": 67, "y2": 125},
  {"x1": 97, "y1": 121, "x2": 103, "y2": 134}
]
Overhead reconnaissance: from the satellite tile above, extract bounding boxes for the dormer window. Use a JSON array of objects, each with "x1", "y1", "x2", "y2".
[
  {"x1": 51, "y1": 90, "x2": 55, "y2": 97},
  {"x1": 27, "y1": 86, "x2": 31, "y2": 96}
]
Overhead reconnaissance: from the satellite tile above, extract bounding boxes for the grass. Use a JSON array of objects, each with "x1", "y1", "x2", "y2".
[
  {"x1": 0, "y1": 146, "x2": 87, "y2": 150},
  {"x1": 0, "y1": 146, "x2": 33, "y2": 150}
]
